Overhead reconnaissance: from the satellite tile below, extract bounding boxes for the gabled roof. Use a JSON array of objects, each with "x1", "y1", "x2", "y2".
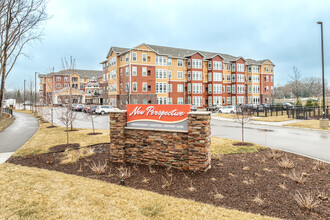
[
  {"x1": 39, "y1": 69, "x2": 102, "y2": 79},
  {"x1": 106, "y1": 46, "x2": 130, "y2": 58}
]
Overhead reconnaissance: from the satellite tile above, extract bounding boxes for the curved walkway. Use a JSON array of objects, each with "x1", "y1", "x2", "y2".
[{"x1": 0, "y1": 112, "x2": 39, "y2": 164}]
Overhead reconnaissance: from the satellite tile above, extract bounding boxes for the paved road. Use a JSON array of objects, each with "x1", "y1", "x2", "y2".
[
  {"x1": 0, "y1": 112, "x2": 39, "y2": 163},
  {"x1": 38, "y1": 107, "x2": 330, "y2": 162},
  {"x1": 211, "y1": 119, "x2": 330, "y2": 163}
]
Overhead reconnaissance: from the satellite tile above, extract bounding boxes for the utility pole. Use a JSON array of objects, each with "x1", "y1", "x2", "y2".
[{"x1": 23, "y1": 80, "x2": 26, "y2": 110}]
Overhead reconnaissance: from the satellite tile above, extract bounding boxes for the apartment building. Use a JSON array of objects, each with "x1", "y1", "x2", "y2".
[
  {"x1": 39, "y1": 69, "x2": 103, "y2": 104},
  {"x1": 102, "y1": 43, "x2": 275, "y2": 109}
]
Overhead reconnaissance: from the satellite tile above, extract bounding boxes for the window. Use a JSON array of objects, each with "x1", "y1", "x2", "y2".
[
  {"x1": 120, "y1": 56, "x2": 122, "y2": 62},
  {"x1": 143, "y1": 83, "x2": 147, "y2": 92},
  {"x1": 213, "y1": 84, "x2": 222, "y2": 94},
  {"x1": 253, "y1": 85, "x2": 260, "y2": 93},
  {"x1": 125, "y1": 53, "x2": 129, "y2": 62},
  {"x1": 125, "y1": 83, "x2": 129, "y2": 92},
  {"x1": 168, "y1": 97, "x2": 172, "y2": 104},
  {"x1": 227, "y1": 86, "x2": 231, "y2": 93},
  {"x1": 177, "y1": 71, "x2": 183, "y2": 79},
  {"x1": 187, "y1": 59, "x2": 191, "y2": 68},
  {"x1": 142, "y1": 53, "x2": 147, "y2": 62},
  {"x1": 232, "y1": 85, "x2": 236, "y2": 94},
  {"x1": 271, "y1": 86, "x2": 273, "y2": 92},
  {"x1": 266, "y1": 66, "x2": 269, "y2": 72},
  {"x1": 168, "y1": 58, "x2": 172, "y2": 66},
  {"x1": 208, "y1": 61, "x2": 212, "y2": 70},
  {"x1": 253, "y1": 96, "x2": 260, "y2": 105},
  {"x1": 126, "y1": 67, "x2": 129, "y2": 76},
  {"x1": 208, "y1": 84, "x2": 212, "y2": 94},
  {"x1": 252, "y1": 66, "x2": 260, "y2": 73},
  {"x1": 237, "y1": 96, "x2": 244, "y2": 105},
  {"x1": 132, "y1": 52, "x2": 137, "y2": 61},
  {"x1": 56, "y1": 83, "x2": 61, "y2": 88},
  {"x1": 208, "y1": 72, "x2": 212, "y2": 81},
  {"x1": 248, "y1": 75, "x2": 252, "y2": 83},
  {"x1": 227, "y1": 64, "x2": 231, "y2": 71},
  {"x1": 213, "y1": 96, "x2": 222, "y2": 105},
  {"x1": 213, "y1": 72, "x2": 222, "y2": 81},
  {"x1": 237, "y1": 63, "x2": 244, "y2": 72},
  {"x1": 188, "y1": 83, "x2": 191, "y2": 94},
  {"x1": 237, "y1": 74, "x2": 244, "y2": 82},
  {"x1": 64, "y1": 77, "x2": 69, "y2": 82},
  {"x1": 156, "y1": 56, "x2": 166, "y2": 66},
  {"x1": 64, "y1": 83, "x2": 69, "y2": 88},
  {"x1": 188, "y1": 71, "x2": 191, "y2": 80},
  {"x1": 226, "y1": 74, "x2": 231, "y2": 81},
  {"x1": 271, "y1": 76, "x2": 273, "y2": 82},
  {"x1": 132, "y1": 67, "x2": 137, "y2": 76},
  {"x1": 157, "y1": 97, "x2": 167, "y2": 104},
  {"x1": 56, "y1": 77, "x2": 61, "y2": 81},
  {"x1": 253, "y1": 75, "x2": 260, "y2": 83},
  {"x1": 177, "y1": 97, "x2": 183, "y2": 104},
  {"x1": 192, "y1": 71, "x2": 202, "y2": 80},
  {"x1": 232, "y1": 74, "x2": 236, "y2": 82},
  {"x1": 168, "y1": 84, "x2": 172, "y2": 92},
  {"x1": 271, "y1": 67, "x2": 273, "y2": 72},
  {"x1": 248, "y1": 85, "x2": 252, "y2": 94},
  {"x1": 120, "y1": 69, "x2": 123, "y2": 75},
  {"x1": 142, "y1": 67, "x2": 147, "y2": 76},
  {"x1": 156, "y1": 69, "x2": 167, "y2": 79},
  {"x1": 248, "y1": 66, "x2": 251, "y2": 73},
  {"x1": 192, "y1": 59, "x2": 202, "y2": 69},
  {"x1": 143, "y1": 99, "x2": 147, "y2": 104},
  {"x1": 177, "y1": 84, "x2": 183, "y2": 92},
  {"x1": 232, "y1": 64, "x2": 236, "y2": 72},
  {"x1": 237, "y1": 85, "x2": 245, "y2": 94},
  {"x1": 213, "y1": 61, "x2": 222, "y2": 70},
  {"x1": 156, "y1": 82, "x2": 167, "y2": 93},
  {"x1": 227, "y1": 97, "x2": 231, "y2": 105},
  {"x1": 192, "y1": 83, "x2": 202, "y2": 94},
  {"x1": 177, "y1": 59, "x2": 183, "y2": 67},
  {"x1": 193, "y1": 96, "x2": 202, "y2": 107},
  {"x1": 266, "y1": 86, "x2": 269, "y2": 92}
]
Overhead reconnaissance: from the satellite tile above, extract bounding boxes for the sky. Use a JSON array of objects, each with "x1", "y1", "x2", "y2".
[{"x1": 5, "y1": 0, "x2": 330, "y2": 90}]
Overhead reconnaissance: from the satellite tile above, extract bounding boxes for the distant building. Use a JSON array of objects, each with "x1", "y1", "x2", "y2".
[
  {"x1": 101, "y1": 43, "x2": 275, "y2": 109},
  {"x1": 38, "y1": 69, "x2": 103, "y2": 104}
]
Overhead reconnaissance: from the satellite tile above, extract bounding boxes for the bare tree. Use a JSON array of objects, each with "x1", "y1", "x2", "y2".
[
  {"x1": 235, "y1": 106, "x2": 252, "y2": 144},
  {"x1": 0, "y1": 0, "x2": 48, "y2": 114},
  {"x1": 83, "y1": 110, "x2": 99, "y2": 134},
  {"x1": 288, "y1": 66, "x2": 303, "y2": 101}
]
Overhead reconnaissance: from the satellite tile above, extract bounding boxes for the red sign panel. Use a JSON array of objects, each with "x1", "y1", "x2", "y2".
[{"x1": 126, "y1": 104, "x2": 190, "y2": 131}]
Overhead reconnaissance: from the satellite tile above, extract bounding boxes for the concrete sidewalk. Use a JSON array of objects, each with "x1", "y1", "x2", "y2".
[{"x1": 0, "y1": 112, "x2": 39, "y2": 164}]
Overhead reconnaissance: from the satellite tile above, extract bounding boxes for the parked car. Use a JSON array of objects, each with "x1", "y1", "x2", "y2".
[
  {"x1": 83, "y1": 105, "x2": 89, "y2": 112},
  {"x1": 280, "y1": 102, "x2": 294, "y2": 110},
  {"x1": 95, "y1": 105, "x2": 119, "y2": 115},
  {"x1": 206, "y1": 104, "x2": 222, "y2": 112},
  {"x1": 190, "y1": 104, "x2": 197, "y2": 111},
  {"x1": 218, "y1": 105, "x2": 236, "y2": 114},
  {"x1": 71, "y1": 104, "x2": 78, "y2": 110},
  {"x1": 74, "y1": 104, "x2": 84, "y2": 111},
  {"x1": 87, "y1": 105, "x2": 98, "y2": 114}
]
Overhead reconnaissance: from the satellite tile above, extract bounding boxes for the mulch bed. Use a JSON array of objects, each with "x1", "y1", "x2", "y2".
[
  {"x1": 46, "y1": 126, "x2": 57, "y2": 128},
  {"x1": 7, "y1": 145, "x2": 329, "y2": 220},
  {"x1": 232, "y1": 142, "x2": 254, "y2": 146},
  {"x1": 48, "y1": 143, "x2": 80, "y2": 153}
]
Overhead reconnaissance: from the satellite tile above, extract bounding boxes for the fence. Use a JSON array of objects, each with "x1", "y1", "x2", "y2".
[
  {"x1": 2, "y1": 108, "x2": 13, "y2": 116},
  {"x1": 249, "y1": 106, "x2": 330, "y2": 120}
]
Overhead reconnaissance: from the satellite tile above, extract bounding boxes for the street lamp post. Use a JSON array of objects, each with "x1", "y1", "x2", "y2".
[
  {"x1": 35, "y1": 72, "x2": 38, "y2": 115},
  {"x1": 317, "y1": 21, "x2": 326, "y2": 119},
  {"x1": 23, "y1": 79, "x2": 26, "y2": 110}
]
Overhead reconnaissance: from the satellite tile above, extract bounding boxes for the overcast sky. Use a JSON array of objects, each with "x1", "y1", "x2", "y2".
[{"x1": 5, "y1": 0, "x2": 330, "y2": 90}]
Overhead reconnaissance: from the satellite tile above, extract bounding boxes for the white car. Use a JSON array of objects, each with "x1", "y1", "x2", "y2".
[
  {"x1": 95, "y1": 105, "x2": 119, "y2": 115},
  {"x1": 218, "y1": 105, "x2": 236, "y2": 114}
]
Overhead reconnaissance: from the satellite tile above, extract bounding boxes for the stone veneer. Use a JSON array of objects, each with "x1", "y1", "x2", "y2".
[{"x1": 109, "y1": 110, "x2": 211, "y2": 171}]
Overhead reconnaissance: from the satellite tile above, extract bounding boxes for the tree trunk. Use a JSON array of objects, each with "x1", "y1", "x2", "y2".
[
  {"x1": 242, "y1": 119, "x2": 244, "y2": 144},
  {"x1": 0, "y1": 46, "x2": 8, "y2": 116},
  {"x1": 91, "y1": 115, "x2": 95, "y2": 134}
]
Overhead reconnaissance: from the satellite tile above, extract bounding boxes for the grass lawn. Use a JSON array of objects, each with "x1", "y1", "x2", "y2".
[
  {"x1": 252, "y1": 115, "x2": 293, "y2": 122},
  {"x1": 0, "y1": 163, "x2": 276, "y2": 219},
  {"x1": 0, "y1": 114, "x2": 15, "y2": 132},
  {"x1": 14, "y1": 120, "x2": 109, "y2": 156},
  {"x1": 216, "y1": 113, "x2": 237, "y2": 119},
  {"x1": 284, "y1": 119, "x2": 330, "y2": 130},
  {"x1": 211, "y1": 136, "x2": 266, "y2": 155}
]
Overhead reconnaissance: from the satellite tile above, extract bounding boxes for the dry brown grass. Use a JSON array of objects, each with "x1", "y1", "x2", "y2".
[
  {"x1": 253, "y1": 193, "x2": 264, "y2": 205},
  {"x1": 60, "y1": 148, "x2": 94, "y2": 164},
  {"x1": 187, "y1": 180, "x2": 196, "y2": 192},
  {"x1": 252, "y1": 115, "x2": 293, "y2": 122},
  {"x1": 161, "y1": 175, "x2": 172, "y2": 189},
  {"x1": 89, "y1": 161, "x2": 107, "y2": 175},
  {"x1": 278, "y1": 181, "x2": 288, "y2": 190},
  {"x1": 284, "y1": 120, "x2": 330, "y2": 130},
  {"x1": 117, "y1": 166, "x2": 132, "y2": 180},
  {"x1": 277, "y1": 156, "x2": 295, "y2": 169},
  {"x1": 216, "y1": 113, "x2": 237, "y2": 119},
  {"x1": 13, "y1": 120, "x2": 109, "y2": 156},
  {"x1": 213, "y1": 188, "x2": 224, "y2": 200},
  {"x1": 313, "y1": 160, "x2": 327, "y2": 170},
  {"x1": 267, "y1": 149, "x2": 283, "y2": 159},
  {"x1": 0, "y1": 114, "x2": 15, "y2": 132},
  {"x1": 211, "y1": 137, "x2": 266, "y2": 155},
  {"x1": 288, "y1": 170, "x2": 307, "y2": 184},
  {"x1": 293, "y1": 191, "x2": 320, "y2": 211},
  {"x1": 0, "y1": 163, "x2": 277, "y2": 219},
  {"x1": 243, "y1": 177, "x2": 254, "y2": 185}
]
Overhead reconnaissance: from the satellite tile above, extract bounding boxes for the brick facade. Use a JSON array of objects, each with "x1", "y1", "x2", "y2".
[{"x1": 109, "y1": 111, "x2": 211, "y2": 171}]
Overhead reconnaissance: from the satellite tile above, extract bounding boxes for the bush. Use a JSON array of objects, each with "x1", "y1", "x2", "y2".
[
  {"x1": 275, "y1": 103, "x2": 282, "y2": 111},
  {"x1": 295, "y1": 99, "x2": 302, "y2": 106},
  {"x1": 305, "y1": 100, "x2": 314, "y2": 108}
]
